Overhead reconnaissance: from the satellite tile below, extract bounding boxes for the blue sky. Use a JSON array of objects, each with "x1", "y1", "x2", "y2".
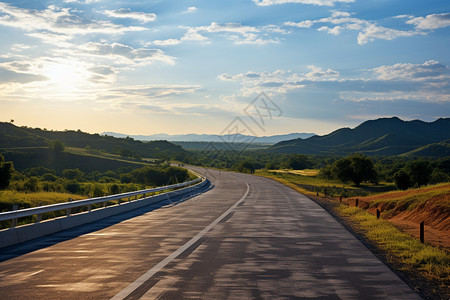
[{"x1": 0, "y1": 0, "x2": 449, "y2": 136}]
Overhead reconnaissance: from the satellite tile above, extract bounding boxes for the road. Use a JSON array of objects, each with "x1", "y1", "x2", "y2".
[{"x1": 0, "y1": 168, "x2": 420, "y2": 299}]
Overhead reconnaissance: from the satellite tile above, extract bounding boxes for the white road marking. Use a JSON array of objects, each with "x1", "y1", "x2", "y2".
[{"x1": 110, "y1": 182, "x2": 250, "y2": 300}]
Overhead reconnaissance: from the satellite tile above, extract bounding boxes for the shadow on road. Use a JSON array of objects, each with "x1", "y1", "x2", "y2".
[{"x1": 0, "y1": 182, "x2": 213, "y2": 262}]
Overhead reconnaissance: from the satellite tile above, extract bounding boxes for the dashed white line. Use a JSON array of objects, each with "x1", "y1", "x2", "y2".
[{"x1": 110, "y1": 182, "x2": 250, "y2": 300}]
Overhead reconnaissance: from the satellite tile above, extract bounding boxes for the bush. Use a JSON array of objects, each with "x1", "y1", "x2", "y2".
[
  {"x1": 429, "y1": 170, "x2": 450, "y2": 184},
  {"x1": 50, "y1": 140, "x2": 65, "y2": 153},
  {"x1": 23, "y1": 177, "x2": 40, "y2": 192},
  {"x1": 65, "y1": 181, "x2": 81, "y2": 194},
  {"x1": 0, "y1": 154, "x2": 14, "y2": 190},
  {"x1": 62, "y1": 168, "x2": 84, "y2": 181},
  {"x1": 394, "y1": 170, "x2": 411, "y2": 190},
  {"x1": 108, "y1": 183, "x2": 120, "y2": 195}
]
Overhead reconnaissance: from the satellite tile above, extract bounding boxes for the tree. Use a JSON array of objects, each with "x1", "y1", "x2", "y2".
[
  {"x1": 331, "y1": 154, "x2": 377, "y2": 186},
  {"x1": 331, "y1": 157, "x2": 353, "y2": 183},
  {"x1": 406, "y1": 160, "x2": 431, "y2": 187},
  {"x1": 394, "y1": 170, "x2": 411, "y2": 190},
  {"x1": 50, "y1": 140, "x2": 65, "y2": 153},
  {"x1": 0, "y1": 154, "x2": 14, "y2": 189},
  {"x1": 348, "y1": 154, "x2": 377, "y2": 186},
  {"x1": 281, "y1": 154, "x2": 311, "y2": 170}
]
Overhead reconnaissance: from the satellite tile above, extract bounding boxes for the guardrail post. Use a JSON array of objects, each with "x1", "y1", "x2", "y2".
[
  {"x1": 36, "y1": 203, "x2": 42, "y2": 223},
  {"x1": 118, "y1": 199, "x2": 121, "y2": 205},
  {"x1": 12, "y1": 204, "x2": 18, "y2": 228},
  {"x1": 66, "y1": 207, "x2": 71, "y2": 217},
  {"x1": 420, "y1": 221, "x2": 424, "y2": 243},
  {"x1": 103, "y1": 201, "x2": 106, "y2": 208},
  {"x1": 88, "y1": 204, "x2": 92, "y2": 212},
  {"x1": 128, "y1": 197, "x2": 131, "y2": 203}
]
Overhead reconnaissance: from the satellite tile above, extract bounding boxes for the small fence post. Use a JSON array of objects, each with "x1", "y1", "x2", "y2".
[
  {"x1": 376, "y1": 209, "x2": 380, "y2": 219},
  {"x1": 355, "y1": 198, "x2": 359, "y2": 207},
  {"x1": 339, "y1": 196, "x2": 342, "y2": 202},
  {"x1": 420, "y1": 221, "x2": 424, "y2": 243},
  {"x1": 12, "y1": 204, "x2": 18, "y2": 228}
]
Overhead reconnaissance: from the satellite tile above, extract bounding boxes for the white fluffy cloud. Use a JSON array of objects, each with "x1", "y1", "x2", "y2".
[
  {"x1": 371, "y1": 60, "x2": 449, "y2": 80},
  {"x1": 406, "y1": 13, "x2": 450, "y2": 30},
  {"x1": 163, "y1": 22, "x2": 285, "y2": 45},
  {"x1": 252, "y1": 0, "x2": 354, "y2": 6},
  {"x1": 0, "y1": 3, "x2": 146, "y2": 42},
  {"x1": 285, "y1": 11, "x2": 450, "y2": 45},
  {"x1": 219, "y1": 61, "x2": 450, "y2": 102},
  {"x1": 103, "y1": 8, "x2": 156, "y2": 23}
]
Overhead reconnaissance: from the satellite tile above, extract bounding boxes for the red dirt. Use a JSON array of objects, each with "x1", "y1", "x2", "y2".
[{"x1": 341, "y1": 186, "x2": 450, "y2": 250}]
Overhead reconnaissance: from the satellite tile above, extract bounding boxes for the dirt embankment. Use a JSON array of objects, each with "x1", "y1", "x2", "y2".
[{"x1": 344, "y1": 184, "x2": 450, "y2": 249}]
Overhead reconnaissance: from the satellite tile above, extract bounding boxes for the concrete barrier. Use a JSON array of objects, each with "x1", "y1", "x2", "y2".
[{"x1": 0, "y1": 179, "x2": 209, "y2": 249}]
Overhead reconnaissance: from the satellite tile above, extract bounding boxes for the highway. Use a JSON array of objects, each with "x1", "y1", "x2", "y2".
[{"x1": 0, "y1": 167, "x2": 420, "y2": 299}]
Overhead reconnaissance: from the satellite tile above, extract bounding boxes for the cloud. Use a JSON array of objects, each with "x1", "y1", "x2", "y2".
[
  {"x1": 0, "y1": 67, "x2": 47, "y2": 84},
  {"x1": 78, "y1": 42, "x2": 175, "y2": 64},
  {"x1": 252, "y1": 0, "x2": 355, "y2": 6},
  {"x1": 218, "y1": 61, "x2": 450, "y2": 102},
  {"x1": 406, "y1": 13, "x2": 450, "y2": 30},
  {"x1": 183, "y1": 7, "x2": 197, "y2": 14},
  {"x1": 177, "y1": 22, "x2": 285, "y2": 45},
  {"x1": 0, "y1": 3, "x2": 146, "y2": 43},
  {"x1": 285, "y1": 11, "x2": 447, "y2": 45},
  {"x1": 103, "y1": 8, "x2": 156, "y2": 23},
  {"x1": 151, "y1": 39, "x2": 181, "y2": 46},
  {"x1": 371, "y1": 60, "x2": 449, "y2": 80}
]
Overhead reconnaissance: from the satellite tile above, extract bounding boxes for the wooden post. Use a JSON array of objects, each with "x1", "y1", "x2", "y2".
[
  {"x1": 420, "y1": 221, "x2": 424, "y2": 243},
  {"x1": 355, "y1": 198, "x2": 359, "y2": 207},
  {"x1": 376, "y1": 209, "x2": 380, "y2": 219},
  {"x1": 339, "y1": 196, "x2": 342, "y2": 202}
]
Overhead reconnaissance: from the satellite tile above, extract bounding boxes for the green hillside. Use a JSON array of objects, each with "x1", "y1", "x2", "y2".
[
  {"x1": 0, "y1": 122, "x2": 188, "y2": 160},
  {"x1": 268, "y1": 117, "x2": 450, "y2": 156}
]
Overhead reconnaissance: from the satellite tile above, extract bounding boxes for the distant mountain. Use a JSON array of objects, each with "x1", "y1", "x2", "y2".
[
  {"x1": 268, "y1": 117, "x2": 450, "y2": 156},
  {"x1": 0, "y1": 122, "x2": 188, "y2": 159},
  {"x1": 101, "y1": 132, "x2": 316, "y2": 144}
]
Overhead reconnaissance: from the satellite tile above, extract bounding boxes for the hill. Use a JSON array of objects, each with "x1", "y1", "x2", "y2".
[
  {"x1": 102, "y1": 132, "x2": 316, "y2": 144},
  {"x1": 0, "y1": 122, "x2": 188, "y2": 160},
  {"x1": 268, "y1": 117, "x2": 450, "y2": 156}
]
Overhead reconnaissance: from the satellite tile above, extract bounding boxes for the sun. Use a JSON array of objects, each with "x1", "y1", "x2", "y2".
[{"x1": 43, "y1": 60, "x2": 89, "y2": 92}]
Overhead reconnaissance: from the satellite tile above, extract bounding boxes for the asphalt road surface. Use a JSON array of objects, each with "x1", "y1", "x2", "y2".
[{"x1": 0, "y1": 167, "x2": 420, "y2": 299}]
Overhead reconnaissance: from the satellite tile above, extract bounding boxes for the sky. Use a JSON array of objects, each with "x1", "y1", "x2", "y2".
[{"x1": 0, "y1": 0, "x2": 449, "y2": 136}]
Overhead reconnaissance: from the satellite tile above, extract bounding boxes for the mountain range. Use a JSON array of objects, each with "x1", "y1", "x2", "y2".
[
  {"x1": 101, "y1": 132, "x2": 316, "y2": 144},
  {"x1": 268, "y1": 117, "x2": 450, "y2": 156}
]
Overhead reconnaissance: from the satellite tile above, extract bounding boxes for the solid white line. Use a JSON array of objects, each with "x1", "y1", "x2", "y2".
[{"x1": 110, "y1": 182, "x2": 250, "y2": 300}]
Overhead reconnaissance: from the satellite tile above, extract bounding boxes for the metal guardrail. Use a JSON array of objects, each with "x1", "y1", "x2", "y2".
[{"x1": 0, "y1": 177, "x2": 203, "y2": 225}]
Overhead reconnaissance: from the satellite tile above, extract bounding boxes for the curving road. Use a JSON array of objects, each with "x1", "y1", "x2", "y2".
[{"x1": 0, "y1": 168, "x2": 420, "y2": 299}]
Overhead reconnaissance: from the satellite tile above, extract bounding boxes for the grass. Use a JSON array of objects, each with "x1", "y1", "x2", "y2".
[
  {"x1": 257, "y1": 169, "x2": 395, "y2": 197},
  {"x1": 348, "y1": 183, "x2": 450, "y2": 217},
  {"x1": 0, "y1": 190, "x2": 84, "y2": 209},
  {"x1": 337, "y1": 205, "x2": 449, "y2": 294},
  {"x1": 65, "y1": 147, "x2": 153, "y2": 166}
]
